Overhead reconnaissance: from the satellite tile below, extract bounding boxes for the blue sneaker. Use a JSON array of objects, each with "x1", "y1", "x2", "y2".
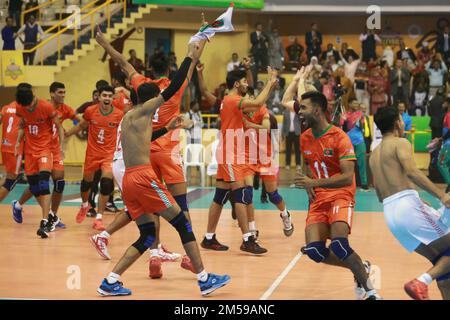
[
  {"x1": 55, "y1": 221, "x2": 66, "y2": 229},
  {"x1": 97, "y1": 279, "x2": 132, "y2": 296},
  {"x1": 198, "y1": 273, "x2": 230, "y2": 296},
  {"x1": 12, "y1": 200, "x2": 23, "y2": 224}
]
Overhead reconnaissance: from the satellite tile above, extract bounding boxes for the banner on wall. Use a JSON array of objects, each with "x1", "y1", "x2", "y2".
[
  {"x1": 133, "y1": 0, "x2": 264, "y2": 9},
  {"x1": 1, "y1": 51, "x2": 25, "y2": 87}
]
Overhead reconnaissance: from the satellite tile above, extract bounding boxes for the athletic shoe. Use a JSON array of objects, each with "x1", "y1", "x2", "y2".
[
  {"x1": 90, "y1": 234, "x2": 111, "y2": 260},
  {"x1": 354, "y1": 260, "x2": 371, "y2": 300},
  {"x1": 201, "y1": 235, "x2": 229, "y2": 251},
  {"x1": 93, "y1": 219, "x2": 106, "y2": 231},
  {"x1": 12, "y1": 200, "x2": 23, "y2": 224},
  {"x1": 365, "y1": 294, "x2": 383, "y2": 300},
  {"x1": 240, "y1": 236, "x2": 267, "y2": 254},
  {"x1": 97, "y1": 279, "x2": 131, "y2": 296},
  {"x1": 280, "y1": 211, "x2": 294, "y2": 237},
  {"x1": 37, "y1": 219, "x2": 49, "y2": 239},
  {"x1": 198, "y1": 273, "x2": 231, "y2": 296},
  {"x1": 149, "y1": 256, "x2": 163, "y2": 279},
  {"x1": 55, "y1": 221, "x2": 66, "y2": 229},
  {"x1": 87, "y1": 207, "x2": 97, "y2": 218},
  {"x1": 404, "y1": 279, "x2": 430, "y2": 300},
  {"x1": 47, "y1": 213, "x2": 60, "y2": 232},
  {"x1": 250, "y1": 229, "x2": 259, "y2": 241},
  {"x1": 105, "y1": 201, "x2": 119, "y2": 213},
  {"x1": 158, "y1": 245, "x2": 182, "y2": 262},
  {"x1": 76, "y1": 205, "x2": 90, "y2": 223},
  {"x1": 180, "y1": 255, "x2": 196, "y2": 273}
]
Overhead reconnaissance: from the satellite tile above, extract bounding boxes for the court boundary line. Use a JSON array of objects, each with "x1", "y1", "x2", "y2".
[{"x1": 259, "y1": 252, "x2": 303, "y2": 300}]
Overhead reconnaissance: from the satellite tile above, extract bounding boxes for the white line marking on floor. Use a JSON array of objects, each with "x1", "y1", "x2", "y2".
[{"x1": 260, "y1": 252, "x2": 303, "y2": 300}]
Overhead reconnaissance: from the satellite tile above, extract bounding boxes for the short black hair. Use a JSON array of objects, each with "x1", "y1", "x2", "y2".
[
  {"x1": 300, "y1": 91, "x2": 328, "y2": 112},
  {"x1": 137, "y1": 83, "x2": 160, "y2": 104},
  {"x1": 112, "y1": 71, "x2": 127, "y2": 87},
  {"x1": 226, "y1": 70, "x2": 247, "y2": 90},
  {"x1": 16, "y1": 83, "x2": 34, "y2": 106},
  {"x1": 96, "y1": 80, "x2": 109, "y2": 91},
  {"x1": 50, "y1": 81, "x2": 65, "y2": 93},
  {"x1": 374, "y1": 106, "x2": 400, "y2": 134},
  {"x1": 150, "y1": 56, "x2": 169, "y2": 75},
  {"x1": 98, "y1": 85, "x2": 114, "y2": 95}
]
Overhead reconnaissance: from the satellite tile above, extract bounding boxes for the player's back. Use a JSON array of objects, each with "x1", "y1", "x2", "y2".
[
  {"x1": 1, "y1": 102, "x2": 23, "y2": 154},
  {"x1": 369, "y1": 137, "x2": 416, "y2": 200}
]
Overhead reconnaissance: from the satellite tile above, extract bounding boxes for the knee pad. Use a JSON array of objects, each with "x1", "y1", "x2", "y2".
[
  {"x1": 27, "y1": 175, "x2": 40, "y2": 197},
  {"x1": 213, "y1": 188, "x2": 231, "y2": 205},
  {"x1": 169, "y1": 211, "x2": 196, "y2": 244},
  {"x1": 53, "y1": 179, "x2": 65, "y2": 193},
  {"x1": 304, "y1": 241, "x2": 329, "y2": 263},
  {"x1": 132, "y1": 222, "x2": 156, "y2": 254},
  {"x1": 38, "y1": 171, "x2": 51, "y2": 196},
  {"x1": 2, "y1": 178, "x2": 18, "y2": 192},
  {"x1": 80, "y1": 179, "x2": 93, "y2": 193},
  {"x1": 267, "y1": 190, "x2": 283, "y2": 205},
  {"x1": 100, "y1": 177, "x2": 114, "y2": 196},
  {"x1": 232, "y1": 187, "x2": 252, "y2": 205},
  {"x1": 244, "y1": 186, "x2": 253, "y2": 204},
  {"x1": 330, "y1": 237, "x2": 354, "y2": 261},
  {"x1": 174, "y1": 194, "x2": 189, "y2": 212}
]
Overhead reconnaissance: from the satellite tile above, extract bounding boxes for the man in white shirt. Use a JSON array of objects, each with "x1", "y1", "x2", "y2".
[{"x1": 226, "y1": 53, "x2": 240, "y2": 73}]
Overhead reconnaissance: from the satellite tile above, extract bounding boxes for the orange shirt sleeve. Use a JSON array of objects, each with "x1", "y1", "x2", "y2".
[{"x1": 337, "y1": 131, "x2": 356, "y2": 161}]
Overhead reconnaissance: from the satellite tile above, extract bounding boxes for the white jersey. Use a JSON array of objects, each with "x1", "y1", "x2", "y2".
[{"x1": 113, "y1": 119, "x2": 123, "y2": 161}]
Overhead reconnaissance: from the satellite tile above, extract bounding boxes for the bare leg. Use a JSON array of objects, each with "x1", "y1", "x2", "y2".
[
  {"x1": 106, "y1": 210, "x2": 131, "y2": 235},
  {"x1": 18, "y1": 188, "x2": 33, "y2": 205}
]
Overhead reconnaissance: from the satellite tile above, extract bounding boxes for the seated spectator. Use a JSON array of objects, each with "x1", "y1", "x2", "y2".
[
  {"x1": 320, "y1": 43, "x2": 339, "y2": 64},
  {"x1": 128, "y1": 49, "x2": 145, "y2": 74},
  {"x1": 410, "y1": 82, "x2": 428, "y2": 116},
  {"x1": 396, "y1": 40, "x2": 417, "y2": 67},
  {"x1": 15, "y1": 14, "x2": 44, "y2": 65},
  {"x1": 2, "y1": 17, "x2": 15, "y2": 50},
  {"x1": 425, "y1": 57, "x2": 448, "y2": 97},
  {"x1": 227, "y1": 52, "x2": 240, "y2": 73},
  {"x1": 285, "y1": 37, "x2": 304, "y2": 71}
]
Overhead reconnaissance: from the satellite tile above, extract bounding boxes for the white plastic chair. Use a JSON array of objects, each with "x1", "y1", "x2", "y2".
[{"x1": 183, "y1": 144, "x2": 206, "y2": 187}]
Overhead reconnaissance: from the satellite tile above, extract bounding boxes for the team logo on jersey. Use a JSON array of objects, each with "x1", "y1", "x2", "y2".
[
  {"x1": 304, "y1": 150, "x2": 312, "y2": 155},
  {"x1": 323, "y1": 148, "x2": 334, "y2": 157},
  {"x1": 108, "y1": 122, "x2": 117, "y2": 127}
]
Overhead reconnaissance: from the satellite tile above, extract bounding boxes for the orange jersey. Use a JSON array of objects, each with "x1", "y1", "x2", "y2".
[
  {"x1": 83, "y1": 104, "x2": 123, "y2": 157},
  {"x1": 301, "y1": 125, "x2": 356, "y2": 202},
  {"x1": 16, "y1": 99, "x2": 57, "y2": 155},
  {"x1": 244, "y1": 106, "x2": 271, "y2": 165},
  {"x1": 112, "y1": 91, "x2": 132, "y2": 112},
  {"x1": 1, "y1": 101, "x2": 24, "y2": 154},
  {"x1": 52, "y1": 103, "x2": 76, "y2": 143}
]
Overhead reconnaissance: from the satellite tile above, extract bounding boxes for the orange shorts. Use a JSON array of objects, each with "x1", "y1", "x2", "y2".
[
  {"x1": 151, "y1": 151, "x2": 185, "y2": 185},
  {"x1": 122, "y1": 164, "x2": 175, "y2": 220},
  {"x1": 306, "y1": 198, "x2": 355, "y2": 230},
  {"x1": 244, "y1": 164, "x2": 259, "y2": 177},
  {"x1": 51, "y1": 144, "x2": 64, "y2": 172},
  {"x1": 83, "y1": 152, "x2": 113, "y2": 176},
  {"x1": 24, "y1": 151, "x2": 53, "y2": 176},
  {"x1": 2, "y1": 152, "x2": 22, "y2": 175},
  {"x1": 217, "y1": 163, "x2": 246, "y2": 182},
  {"x1": 259, "y1": 164, "x2": 279, "y2": 182}
]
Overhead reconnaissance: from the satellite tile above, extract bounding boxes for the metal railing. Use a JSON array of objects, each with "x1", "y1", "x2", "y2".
[{"x1": 21, "y1": 0, "x2": 64, "y2": 26}]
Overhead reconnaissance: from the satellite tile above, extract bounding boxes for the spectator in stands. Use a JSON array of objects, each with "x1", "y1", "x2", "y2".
[
  {"x1": 437, "y1": 26, "x2": 450, "y2": 64},
  {"x1": 360, "y1": 28, "x2": 381, "y2": 63},
  {"x1": 254, "y1": 80, "x2": 264, "y2": 97},
  {"x1": 342, "y1": 99, "x2": 368, "y2": 190},
  {"x1": 335, "y1": 67, "x2": 352, "y2": 110},
  {"x1": 368, "y1": 66, "x2": 387, "y2": 115},
  {"x1": 267, "y1": 25, "x2": 285, "y2": 70},
  {"x1": 305, "y1": 23, "x2": 322, "y2": 63},
  {"x1": 426, "y1": 57, "x2": 448, "y2": 97},
  {"x1": 339, "y1": 49, "x2": 361, "y2": 84},
  {"x1": 410, "y1": 82, "x2": 428, "y2": 116},
  {"x1": 267, "y1": 77, "x2": 285, "y2": 114},
  {"x1": 391, "y1": 59, "x2": 411, "y2": 107},
  {"x1": 325, "y1": 54, "x2": 340, "y2": 73},
  {"x1": 286, "y1": 37, "x2": 304, "y2": 71},
  {"x1": 168, "y1": 51, "x2": 178, "y2": 79},
  {"x1": 308, "y1": 56, "x2": 322, "y2": 73},
  {"x1": 320, "y1": 43, "x2": 339, "y2": 64},
  {"x1": 8, "y1": 0, "x2": 23, "y2": 28},
  {"x1": 396, "y1": 40, "x2": 416, "y2": 67},
  {"x1": 398, "y1": 102, "x2": 412, "y2": 132},
  {"x1": 382, "y1": 45, "x2": 394, "y2": 68},
  {"x1": 250, "y1": 22, "x2": 268, "y2": 72},
  {"x1": 24, "y1": 0, "x2": 39, "y2": 24},
  {"x1": 429, "y1": 87, "x2": 447, "y2": 138},
  {"x1": 185, "y1": 100, "x2": 204, "y2": 144},
  {"x1": 15, "y1": 15, "x2": 44, "y2": 65},
  {"x1": 380, "y1": 60, "x2": 392, "y2": 106},
  {"x1": 417, "y1": 41, "x2": 432, "y2": 66},
  {"x1": 282, "y1": 105, "x2": 301, "y2": 170},
  {"x1": 2, "y1": 17, "x2": 15, "y2": 50},
  {"x1": 128, "y1": 49, "x2": 145, "y2": 74},
  {"x1": 314, "y1": 71, "x2": 328, "y2": 93},
  {"x1": 354, "y1": 61, "x2": 370, "y2": 108},
  {"x1": 227, "y1": 52, "x2": 240, "y2": 73},
  {"x1": 340, "y1": 42, "x2": 359, "y2": 62}
]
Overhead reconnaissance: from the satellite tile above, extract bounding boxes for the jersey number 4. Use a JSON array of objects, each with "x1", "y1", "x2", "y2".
[{"x1": 313, "y1": 161, "x2": 329, "y2": 179}]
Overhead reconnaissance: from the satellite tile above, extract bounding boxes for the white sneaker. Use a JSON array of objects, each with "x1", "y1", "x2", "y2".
[
  {"x1": 354, "y1": 260, "x2": 371, "y2": 300},
  {"x1": 280, "y1": 211, "x2": 294, "y2": 237},
  {"x1": 158, "y1": 245, "x2": 182, "y2": 262},
  {"x1": 90, "y1": 234, "x2": 111, "y2": 260}
]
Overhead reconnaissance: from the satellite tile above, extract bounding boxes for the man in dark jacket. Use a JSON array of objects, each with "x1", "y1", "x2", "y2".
[
  {"x1": 305, "y1": 23, "x2": 322, "y2": 63},
  {"x1": 282, "y1": 107, "x2": 301, "y2": 169},
  {"x1": 429, "y1": 87, "x2": 446, "y2": 138},
  {"x1": 436, "y1": 26, "x2": 450, "y2": 64},
  {"x1": 250, "y1": 22, "x2": 268, "y2": 71}
]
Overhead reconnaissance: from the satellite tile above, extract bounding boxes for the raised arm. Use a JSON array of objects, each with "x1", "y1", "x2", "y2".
[
  {"x1": 281, "y1": 68, "x2": 303, "y2": 111},
  {"x1": 196, "y1": 63, "x2": 217, "y2": 107},
  {"x1": 241, "y1": 67, "x2": 278, "y2": 112}
]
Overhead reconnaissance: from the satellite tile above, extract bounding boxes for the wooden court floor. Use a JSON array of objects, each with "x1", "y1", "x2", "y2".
[{"x1": 0, "y1": 204, "x2": 443, "y2": 300}]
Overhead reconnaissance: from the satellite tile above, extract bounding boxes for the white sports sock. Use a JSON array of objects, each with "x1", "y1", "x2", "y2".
[
  {"x1": 96, "y1": 213, "x2": 103, "y2": 220},
  {"x1": 366, "y1": 289, "x2": 377, "y2": 297},
  {"x1": 82, "y1": 202, "x2": 89, "y2": 208},
  {"x1": 106, "y1": 272, "x2": 120, "y2": 284},
  {"x1": 417, "y1": 273, "x2": 433, "y2": 286},
  {"x1": 243, "y1": 232, "x2": 252, "y2": 242},
  {"x1": 15, "y1": 201, "x2": 22, "y2": 209},
  {"x1": 150, "y1": 249, "x2": 159, "y2": 257},
  {"x1": 100, "y1": 231, "x2": 110, "y2": 239},
  {"x1": 205, "y1": 233, "x2": 214, "y2": 240},
  {"x1": 197, "y1": 269, "x2": 208, "y2": 282},
  {"x1": 249, "y1": 221, "x2": 256, "y2": 230},
  {"x1": 281, "y1": 207, "x2": 288, "y2": 217}
]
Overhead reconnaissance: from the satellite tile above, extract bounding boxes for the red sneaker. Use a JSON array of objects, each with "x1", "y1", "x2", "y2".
[
  {"x1": 149, "y1": 256, "x2": 163, "y2": 279},
  {"x1": 404, "y1": 279, "x2": 430, "y2": 300},
  {"x1": 180, "y1": 255, "x2": 196, "y2": 273},
  {"x1": 92, "y1": 219, "x2": 106, "y2": 231},
  {"x1": 90, "y1": 234, "x2": 110, "y2": 260},
  {"x1": 76, "y1": 205, "x2": 90, "y2": 223}
]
